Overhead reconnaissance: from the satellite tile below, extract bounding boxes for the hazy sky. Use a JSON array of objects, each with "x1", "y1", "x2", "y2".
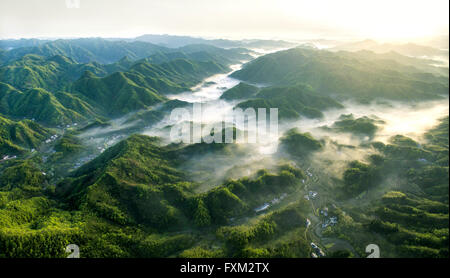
[{"x1": 0, "y1": 0, "x2": 448, "y2": 41}]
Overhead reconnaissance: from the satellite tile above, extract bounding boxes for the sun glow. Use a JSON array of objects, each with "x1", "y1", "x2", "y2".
[{"x1": 276, "y1": 0, "x2": 449, "y2": 41}]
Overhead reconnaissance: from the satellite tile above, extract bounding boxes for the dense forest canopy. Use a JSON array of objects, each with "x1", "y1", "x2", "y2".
[{"x1": 0, "y1": 36, "x2": 448, "y2": 258}]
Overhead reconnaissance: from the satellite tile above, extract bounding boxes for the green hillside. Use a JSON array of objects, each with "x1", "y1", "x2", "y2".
[
  {"x1": 0, "y1": 53, "x2": 229, "y2": 125},
  {"x1": 220, "y1": 82, "x2": 259, "y2": 100},
  {"x1": 232, "y1": 48, "x2": 449, "y2": 102},
  {"x1": 0, "y1": 83, "x2": 87, "y2": 126},
  {"x1": 323, "y1": 114, "x2": 385, "y2": 138},
  {"x1": 143, "y1": 46, "x2": 251, "y2": 66},
  {"x1": 0, "y1": 134, "x2": 308, "y2": 258},
  {"x1": 330, "y1": 117, "x2": 449, "y2": 257},
  {"x1": 71, "y1": 58, "x2": 226, "y2": 116},
  {"x1": 71, "y1": 71, "x2": 165, "y2": 116},
  {"x1": 0, "y1": 37, "x2": 448, "y2": 259},
  {"x1": 0, "y1": 115, "x2": 52, "y2": 156},
  {"x1": 0, "y1": 54, "x2": 109, "y2": 91},
  {"x1": 236, "y1": 84, "x2": 343, "y2": 119},
  {"x1": 126, "y1": 58, "x2": 227, "y2": 93},
  {"x1": 279, "y1": 128, "x2": 324, "y2": 158}
]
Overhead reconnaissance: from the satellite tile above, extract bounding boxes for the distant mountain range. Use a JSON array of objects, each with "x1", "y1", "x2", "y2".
[
  {"x1": 0, "y1": 35, "x2": 296, "y2": 62},
  {"x1": 133, "y1": 34, "x2": 296, "y2": 49},
  {"x1": 0, "y1": 38, "x2": 170, "y2": 64},
  {"x1": 332, "y1": 39, "x2": 449, "y2": 58}
]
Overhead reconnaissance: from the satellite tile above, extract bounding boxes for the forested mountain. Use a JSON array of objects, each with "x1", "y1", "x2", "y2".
[
  {"x1": 0, "y1": 39, "x2": 244, "y2": 126},
  {"x1": 0, "y1": 54, "x2": 110, "y2": 91},
  {"x1": 220, "y1": 82, "x2": 260, "y2": 100},
  {"x1": 2, "y1": 115, "x2": 446, "y2": 258},
  {"x1": 235, "y1": 84, "x2": 343, "y2": 119},
  {"x1": 0, "y1": 115, "x2": 52, "y2": 155},
  {"x1": 341, "y1": 116, "x2": 449, "y2": 257},
  {"x1": 71, "y1": 58, "x2": 227, "y2": 116},
  {"x1": 0, "y1": 134, "x2": 310, "y2": 258},
  {"x1": 0, "y1": 37, "x2": 448, "y2": 259},
  {"x1": 232, "y1": 48, "x2": 449, "y2": 102},
  {"x1": 0, "y1": 82, "x2": 89, "y2": 125},
  {"x1": 0, "y1": 38, "x2": 253, "y2": 66},
  {"x1": 1, "y1": 38, "x2": 170, "y2": 64}
]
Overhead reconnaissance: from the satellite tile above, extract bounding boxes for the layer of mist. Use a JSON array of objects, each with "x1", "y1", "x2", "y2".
[{"x1": 71, "y1": 49, "x2": 449, "y2": 191}]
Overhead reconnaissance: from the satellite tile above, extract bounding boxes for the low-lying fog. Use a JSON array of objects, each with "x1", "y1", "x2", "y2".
[
  {"x1": 289, "y1": 98, "x2": 450, "y2": 145},
  {"x1": 74, "y1": 54, "x2": 449, "y2": 190}
]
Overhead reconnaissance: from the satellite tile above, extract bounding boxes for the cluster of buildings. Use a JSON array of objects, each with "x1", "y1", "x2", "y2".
[
  {"x1": 57, "y1": 123, "x2": 78, "y2": 129},
  {"x1": 310, "y1": 242, "x2": 325, "y2": 258},
  {"x1": 304, "y1": 190, "x2": 318, "y2": 200},
  {"x1": 322, "y1": 216, "x2": 338, "y2": 228},
  {"x1": 254, "y1": 193, "x2": 288, "y2": 213},
  {"x1": 320, "y1": 207, "x2": 338, "y2": 228},
  {"x1": 45, "y1": 134, "x2": 59, "y2": 144}
]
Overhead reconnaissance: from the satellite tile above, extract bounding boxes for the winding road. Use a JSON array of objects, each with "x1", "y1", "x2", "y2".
[{"x1": 304, "y1": 168, "x2": 361, "y2": 258}]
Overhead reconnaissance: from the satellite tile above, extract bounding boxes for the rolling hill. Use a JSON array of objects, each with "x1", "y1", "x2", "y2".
[
  {"x1": 231, "y1": 48, "x2": 449, "y2": 102},
  {"x1": 0, "y1": 115, "x2": 52, "y2": 155},
  {"x1": 0, "y1": 82, "x2": 88, "y2": 126},
  {"x1": 235, "y1": 84, "x2": 343, "y2": 119},
  {"x1": 0, "y1": 46, "x2": 236, "y2": 125},
  {"x1": 71, "y1": 58, "x2": 227, "y2": 116}
]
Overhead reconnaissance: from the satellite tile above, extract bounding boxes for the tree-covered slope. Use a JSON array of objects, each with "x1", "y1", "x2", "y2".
[
  {"x1": 0, "y1": 50, "x2": 231, "y2": 125},
  {"x1": 220, "y1": 82, "x2": 259, "y2": 100},
  {"x1": 71, "y1": 71, "x2": 165, "y2": 116},
  {"x1": 333, "y1": 117, "x2": 449, "y2": 257},
  {"x1": 2, "y1": 38, "x2": 170, "y2": 64},
  {"x1": 231, "y1": 48, "x2": 449, "y2": 102},
  {"x1": 235, "y1": 84, "x2": 343, "y2": 119},
  {"x1": 0, "y1": 132, "x2": 308, "y2": 258},
  {"x1": 0, "y1": 83, "x2": 88, "y2": 125},
  {"x1": 0, "y1": 115, "x2": 52, "y2": 156},
  {"x1": 322, "y1": 114, "x2": 385, "y2": 139},
  {"x1": 127, "y1": 58, "x2": 227, "y2": 92},
  {"x1": 279, "y1": 128, "x2": 324, "y2": 158},
  {"x1": 1, "y1": 38, "x2": 252, "y2": 68},
  {"x1": 58, "y1": 134, "x2": 305, "y2": 227},
  {"x1": 0, "y1": 54, "x2": 111, "y2": 91},
  {"x1": 71, "y1": 58, "x2": 227, "y2": 116},
  {"x1": 0, "y1": 50, "x2": 232, "y2": 124}
]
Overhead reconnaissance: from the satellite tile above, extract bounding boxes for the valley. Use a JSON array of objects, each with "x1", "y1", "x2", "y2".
[{"x1": 0, "y1": 35, "x2": 448, "y2": 259}]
